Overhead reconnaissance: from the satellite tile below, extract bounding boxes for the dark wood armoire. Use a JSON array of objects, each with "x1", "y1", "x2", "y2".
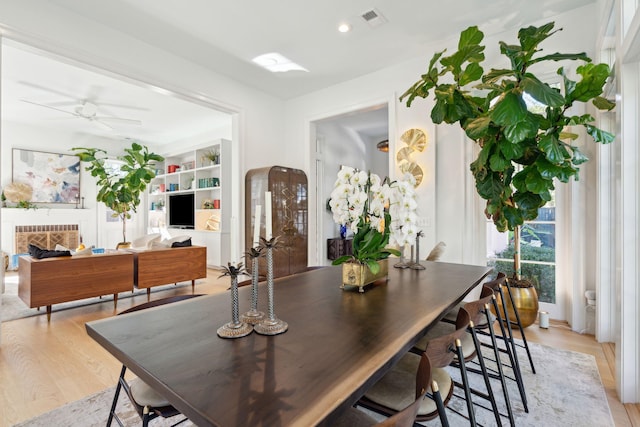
[{"x1": 245, "y1": 166, "x2": 308, "y2": 278}]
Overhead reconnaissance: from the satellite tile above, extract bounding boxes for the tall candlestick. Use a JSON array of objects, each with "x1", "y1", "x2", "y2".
[
  {"x1": 253, "y1": 204, "x2": 262, "y2": 247},
  {"x1": 265, "y1": 192, "x2": 273, "y2": 240},
  {"x1": 230, "y1": 216, "x2": 237, "y2": 262}
]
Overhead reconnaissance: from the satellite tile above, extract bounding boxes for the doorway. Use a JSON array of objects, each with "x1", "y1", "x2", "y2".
[
  {"x1": 0, "y1": 37, "x2": 238, "y2": 251},
  {"x1": 311, "y1": 103, "x2": 389, "y2": 264}
]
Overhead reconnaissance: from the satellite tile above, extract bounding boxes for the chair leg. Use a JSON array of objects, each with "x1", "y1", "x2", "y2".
[
  {"x1": 107, "y1": 365, "x2": 127, "y2": 427},
  {"x1": 431, "y1": 380, "x2": 450, "y2": 427},
  {"x1": 454, "y1": 340, "x2": 477, "y2": 427},
  {"x1": 483, "y1": 304, "x2": 516, "y2": 427},
  {"x1": 468, "y1": 323, "x2": 502, "y2": 427},
  {"x1": 504, "y1": 280, "x2": 536, "y2": 374},
  {"x1": 492, "y1": 294, "x2": 529, "y2": 412},
  {"x1": 143, "y1": 406, "x2": 150, "y2": 427}
]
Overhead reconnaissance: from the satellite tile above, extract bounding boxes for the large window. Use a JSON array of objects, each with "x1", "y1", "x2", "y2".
[{"x1": 487, "y1": 197, "x2": 556, "y2": 303}]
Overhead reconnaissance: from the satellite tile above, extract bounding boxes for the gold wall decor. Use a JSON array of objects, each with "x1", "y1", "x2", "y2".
[{"x1": 396, "y1": 128, "x2": 428, "y2": 186}]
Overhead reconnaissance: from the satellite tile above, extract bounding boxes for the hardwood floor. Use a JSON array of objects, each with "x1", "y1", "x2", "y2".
[{"x1": 0, "y1": 271, "x2": 638, "y2": 426}]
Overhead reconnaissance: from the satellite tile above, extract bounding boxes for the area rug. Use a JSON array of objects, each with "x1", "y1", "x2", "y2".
[
  {"x1": 13, "y1": 342, "x2": 613, "y2": 426},
  {"x1": 0, "y1": 273, "x2": 194, "y2": 322}
]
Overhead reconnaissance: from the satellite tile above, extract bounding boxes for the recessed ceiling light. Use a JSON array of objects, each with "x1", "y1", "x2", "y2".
[
  {"x1": 251, "y1": 52, "x2": 308, "y2": 73},
  {"x1": 338, "y1": 23, "x2": 352, "y2": 33}
]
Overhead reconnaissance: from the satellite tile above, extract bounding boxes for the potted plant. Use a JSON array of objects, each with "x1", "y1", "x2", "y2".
[
  {"x1": 73, "y1": 142, "x2": 164, "y2": 248},
  {"x1": 328, "y1": 167, "x2": 418, "y2": 291},
  {"x1": 400, "y1": 22, "x2": 614, "y2": 320}
]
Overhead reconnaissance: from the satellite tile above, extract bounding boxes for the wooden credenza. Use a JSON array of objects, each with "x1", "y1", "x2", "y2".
[
  {"x1": 18, "y1": 252, "x2": 134, "y2": 321},
  {"x1": 127, "y1": 245, "x2": 207, "y2": 296}
]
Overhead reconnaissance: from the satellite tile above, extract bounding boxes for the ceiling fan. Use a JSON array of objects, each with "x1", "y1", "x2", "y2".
[{"x1": 21, "y1": 99, "x2": 143, "y2": 130}]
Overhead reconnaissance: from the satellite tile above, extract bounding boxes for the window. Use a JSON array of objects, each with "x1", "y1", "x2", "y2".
[{"x1": 486, "y1": 199, "x2": 557, "y2": 303}]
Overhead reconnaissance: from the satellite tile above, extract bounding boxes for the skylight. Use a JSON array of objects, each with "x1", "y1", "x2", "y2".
[{"x1": 251, "y1": 53, "x2": 308, "y2": 73}]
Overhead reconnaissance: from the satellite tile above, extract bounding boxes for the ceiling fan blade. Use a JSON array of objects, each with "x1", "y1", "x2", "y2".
[
  {"x1": 96, "y1": 116, "x2": 142, "y2": 125},
  {"x1": 49, "y1": 100, "x2": 150, "y2": 111},
  {"x1": 91, "y1": 119, "x2": 114, "y2": 131},
  {"x1": 21, "y1": 99, "x2": 79, "y2": 117},
  {"x1": 17, "y1": 81, "x2": 80, "y2": 100}
]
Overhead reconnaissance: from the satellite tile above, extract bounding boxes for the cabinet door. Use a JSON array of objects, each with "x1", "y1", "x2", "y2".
[
  {"x1": 245, "y1": 166, "x2": 308, "y2": 278},
  {"x1": 269, "y1": 166, "x2": 308, "y2": 276}
]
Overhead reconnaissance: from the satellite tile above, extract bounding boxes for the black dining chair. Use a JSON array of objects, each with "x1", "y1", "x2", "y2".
[
  {"x1": 478, "y1": 273, "x2": 529, "y2": 413},
  {"x1": 334, "y1": 351, "x2": 444, "y2": 427},
  {"x1": 358, "y1": 308, "x2": 476, "y2": 426},
  {"x1": 412, "y1": 289, "x2": 507, "y2": 426},
  {"x1": 441, "y1": 272, "x2": 529, "y2": 413},
  {"x1": 107, "y1": 294, "x2": 205, "y2": 427}
]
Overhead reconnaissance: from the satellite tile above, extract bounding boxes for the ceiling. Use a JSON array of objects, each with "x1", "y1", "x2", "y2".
[
  {"x1": 1, "y1": 42, "x2": 232, "y2": 147},
  {"x1": 47, "y1": 0, "x2": 596, "y2": 99},
  {"x1": 1, "y1": 0, "x2": 595, "y2": 146}
]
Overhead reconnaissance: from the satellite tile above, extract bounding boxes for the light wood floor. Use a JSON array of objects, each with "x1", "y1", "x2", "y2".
[{"x1": 0, "y1": 271, "x2": 638, "y2": 426}]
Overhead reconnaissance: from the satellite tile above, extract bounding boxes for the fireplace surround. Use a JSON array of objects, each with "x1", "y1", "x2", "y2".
[{"x1": 14, "y1": 224, "x2": 79, "y2": 254}]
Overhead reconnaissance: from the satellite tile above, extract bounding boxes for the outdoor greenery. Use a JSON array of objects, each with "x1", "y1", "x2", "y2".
[{"x1": 490, "y1": 248, "x2": 556, "y2": 303}]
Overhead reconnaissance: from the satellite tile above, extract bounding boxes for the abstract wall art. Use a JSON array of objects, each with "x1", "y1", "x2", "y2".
[{"x1": 12, "y1": 148, "x2": 80, "y2": 203}]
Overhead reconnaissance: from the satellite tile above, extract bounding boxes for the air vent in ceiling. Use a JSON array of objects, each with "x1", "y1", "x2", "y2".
[{"x1": 361, "y1": 8, "x2": 387, "y2": 27}]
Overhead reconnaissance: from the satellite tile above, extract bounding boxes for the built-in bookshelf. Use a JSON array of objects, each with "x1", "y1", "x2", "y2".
[{"x1": 146, "y1": 139, "x2": 231, "y2": 266}]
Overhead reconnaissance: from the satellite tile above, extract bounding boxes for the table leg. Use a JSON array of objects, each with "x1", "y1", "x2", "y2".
[
  {"x1": 192, "y1": 279, "x2": 195, "y2": 293},
  {"x1": 113, "y1": 293, "x2": 119, "y2": 310},
  {"x1": 147, "y1": 288, "x2": 151, "y2": 301},
  {"x1": 46, "y1": 305, "x2": 52, "y2": 322}
]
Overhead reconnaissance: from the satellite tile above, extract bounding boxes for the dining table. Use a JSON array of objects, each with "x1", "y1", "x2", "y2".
[{"x1": 86, "y1": 260, "x2": 492, "y2": 427}]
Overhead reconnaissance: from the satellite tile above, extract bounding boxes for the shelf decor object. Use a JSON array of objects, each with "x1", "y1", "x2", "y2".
[
  {"x1": 410, "y1": 231, "x2": 425, "y2": 270},
  {"x1": 217, "y1": 262, "x2": 253, "y2": 339},
  {"x1": 254, "y1": 236, "x2": 288, "y2": 335}
]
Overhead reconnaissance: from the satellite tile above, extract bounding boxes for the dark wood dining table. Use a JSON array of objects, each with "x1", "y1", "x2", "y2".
[{"x1": 86, "y1": 261, "x2": 491, "y2": 427}]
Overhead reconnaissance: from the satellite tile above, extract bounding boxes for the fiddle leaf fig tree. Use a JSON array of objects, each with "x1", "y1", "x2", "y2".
[
  {"x1": 73, "y1": 142, "x2": 164, "y2": 245},
  {"x1": 401, "y1": 22, "x2": 614, "y2": 234}
]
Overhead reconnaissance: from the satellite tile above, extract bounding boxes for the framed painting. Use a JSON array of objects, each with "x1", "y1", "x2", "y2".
[{"x1": 12, "y1": 148, "x2": 81, "y2": 203}]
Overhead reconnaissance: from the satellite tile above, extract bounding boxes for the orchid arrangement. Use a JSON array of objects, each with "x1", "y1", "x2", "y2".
[{"x1": 328, "y1": 167, "x2": 418, "y2": 273}]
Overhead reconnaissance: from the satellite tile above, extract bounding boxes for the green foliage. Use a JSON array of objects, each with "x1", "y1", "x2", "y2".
[
  {"x1": 491, "y1": 243, "x2": 556, "y2": 303},
  {"x1": 491, "y1": 258, "x2": 556, "y2": 303},
  {"x1": 16, "y1": 200, "x2": 37, "y2": 210},
  {"x1": 332, "y1": 212, "x2": 401, "y2": 274},
  {"x1": 73, "y1": 142, "x2": 164, "y2": 242},
  {"x1": 400, "y1": 22, "x2": 615, "y2": 232}
]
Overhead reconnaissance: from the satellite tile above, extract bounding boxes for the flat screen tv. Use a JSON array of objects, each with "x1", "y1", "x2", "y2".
[{"x1": 168, "y1": 193, "x2": 195, "y2": 229}]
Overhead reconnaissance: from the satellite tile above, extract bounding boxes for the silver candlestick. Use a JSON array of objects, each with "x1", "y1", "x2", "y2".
[
  {"x1": 240, "y1": 248, "x2": 265, "y2": 324},
  {"x1": 255, "y1": 237, "x2": 288, "y2": 335},
  {"x1": 217, "y1": 262, "x2": 253, "y2": 338},
  {"x1": 394, "y1": 244, "x2": 410, "y2": 269},
  {"x1": 410, "y1": 231, "x2": 425, "y2": 270}
]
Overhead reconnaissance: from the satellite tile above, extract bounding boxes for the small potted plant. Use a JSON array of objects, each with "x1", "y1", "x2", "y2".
[{"x1": 202, "y1": 148, "x2": 220, "y2": 166}]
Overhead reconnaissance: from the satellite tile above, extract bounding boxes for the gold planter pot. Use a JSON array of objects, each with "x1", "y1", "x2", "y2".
[
  {"x1": 341, "y1": 259, "x2": 388, "y2": 293},
  {"x1": 494, "y1": 282, "x2": 539, "y2": 328}
]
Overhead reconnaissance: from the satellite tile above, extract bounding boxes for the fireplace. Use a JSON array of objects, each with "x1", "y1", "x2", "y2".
[{"x1": 15, "y1": 224, "x2": 79, "y2": 253}]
